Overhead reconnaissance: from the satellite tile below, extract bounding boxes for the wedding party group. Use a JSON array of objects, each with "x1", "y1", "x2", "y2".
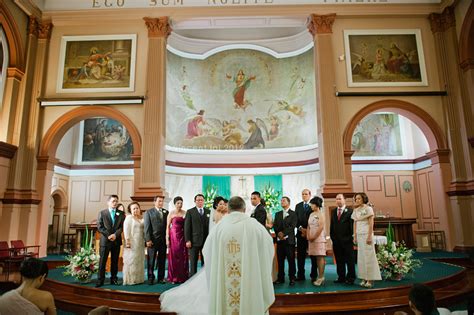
[{"x1": 96, "y1": 189, "x2": 381, "y2": 291}]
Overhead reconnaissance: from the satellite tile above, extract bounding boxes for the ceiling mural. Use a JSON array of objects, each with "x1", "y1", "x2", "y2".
[{"x1": 166, "y1": 48, "x2": 317, "y2": 150}]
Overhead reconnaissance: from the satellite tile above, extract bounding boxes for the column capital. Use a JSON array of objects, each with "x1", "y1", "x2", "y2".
[
  {"x1": 143, "y1": 17, "x2": 172, "y2": 38},
  {"x1": 426, "y1": 149, "x2": 451, "y2": 164},
  {"x1": 429, "y1": 6, "x2": 455, "y2": 33},
  {"x1": 28, "y1": 16, "x2": 39, "y2": 37},
  {"x1": 38, "y1": 21, "x2": 53, "y2": 40},
  {"x1": 308, "y1": 14, "x2": 336, "y2": 36}
]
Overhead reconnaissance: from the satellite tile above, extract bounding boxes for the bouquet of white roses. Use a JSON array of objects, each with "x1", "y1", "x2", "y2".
[
  {"x1": 62, "y1": 226, "x2": 99, "y2": 282},
  {"x1": 377, "y1": 241, "x2": 422, "y2": 280}
]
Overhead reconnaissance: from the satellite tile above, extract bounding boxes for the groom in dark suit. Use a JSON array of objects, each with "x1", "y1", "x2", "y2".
[
  {"x1": 184, "y1": 194, "x2": 210, "y2": 276},
  {"x1": 96, "y1": 194, "x2": 126, "y2": 287},
  {"x1": 330, "y1": 193, "x2": 356, "y2": 285},
  {"x1": 144, "y1": 195, "x2": 169, "y2": 285}
]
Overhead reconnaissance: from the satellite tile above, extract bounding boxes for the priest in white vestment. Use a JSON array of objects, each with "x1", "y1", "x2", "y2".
[{"x1": 203, "y1": 196, "x2": 275, "y2": 315}]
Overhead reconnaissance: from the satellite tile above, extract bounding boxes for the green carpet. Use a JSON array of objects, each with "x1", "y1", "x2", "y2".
[{"x1": 47, "y1": 256, "x2": 464, "y2": 295}]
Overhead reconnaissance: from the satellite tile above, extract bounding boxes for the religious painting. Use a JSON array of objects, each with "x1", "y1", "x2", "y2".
[
  {"x1": 79, "y1": 118, "x2": 133, "y2": 163},
  {"x1": 166, "y1": 48, "x2": 317, "y2": 150},
  {"x1": 351, "y1": 113, "x2": 403, "y2": 157},
  {"x1": 57, "y1": 34, "x2": 136, "y2": 93},
  {"x1": 344, "y1": 29, "x2": 427, "y2": 87}
]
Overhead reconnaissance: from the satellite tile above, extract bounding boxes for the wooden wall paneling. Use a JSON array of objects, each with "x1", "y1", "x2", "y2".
[
  {"x1": 104, "y1": 180, "x2": 119, "y2": 197},
  {"x1": 417, "y1": 172, "x2": 432, "y2": 220},
  {"x1": 366, "y1": 175, "x2": 382, "y2": 191},
  {"x1": 427, "y1": 171, "x2": 439, "y2": 220},
  {"x1": 88, "y1": 180, "x2": 101, "y2": 202},
  {"x1": 121, "y1": 180, "x2": 133, "y2": 202},
  {"x1": 398, "y1": 175, "x2": 417, "y2": 218},
  {"x1": 59, "y1": 179, "x2": 69, "y2": 192},
  {"x1": 353, "y1": 175, "x2": 365, "y2": 192},
  {"x1": 383, "y1": 175, "x2": 397, "y2": 197},
  {"x1": 69, "y1": 181, "x2": 87, "y2": 224},
  {"x1": 423, "y1": 222, "x2": 433, "y2": 230}
]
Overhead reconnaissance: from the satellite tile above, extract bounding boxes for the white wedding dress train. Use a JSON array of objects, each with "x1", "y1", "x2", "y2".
[{"x1": 159, "y1": 208, "x2": 216, "y2": 314}]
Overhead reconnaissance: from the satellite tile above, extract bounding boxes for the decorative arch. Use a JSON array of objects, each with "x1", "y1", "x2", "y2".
[
  {"x1": 51, "y1": 188, "x2": 67, "y2": 212},
  {"x1": 0, "y1": 2, "x2": 25, "y2": 70},
  {"x1": 39, "y1": 106, "x2": 141, "y2": 158},
  {"x1": 343, "y1": 99, "x2": 447, "y2": 152},
  {"x1": 459, "y1": 0, "x2": 474, "y2": 70}
]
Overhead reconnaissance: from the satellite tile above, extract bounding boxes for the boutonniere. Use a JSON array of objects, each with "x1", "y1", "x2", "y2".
[
  {"x1": 344, "y1": 208, "x2": 348, "y2": 213},
  {"x1": 163, "y1": 210, "x2": 168, "y2": 214},
  {"x1": 360, "y1": 208, "x2": 367, "y2": 216},
  {"x1": 206, "y1": 214, "x2": 210, "y2": 218},
  {"x1": 115, "y1": 213, "x2": 120, "y2": 216}
]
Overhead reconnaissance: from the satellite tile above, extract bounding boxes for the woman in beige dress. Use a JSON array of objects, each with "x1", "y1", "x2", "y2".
[
  {"x1": 306, "y1": 196, "x2": 326, "y2": 286},
  {"x1": 122, "y1": 201, "x2": 145, "y2": 285},
  {"x1": 351, "y1": 192, "x2": 382, "y2": 288}
]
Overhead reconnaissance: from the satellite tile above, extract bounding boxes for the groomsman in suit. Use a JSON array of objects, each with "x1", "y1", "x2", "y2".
[
  {"x1": 184, "y1": 194, "x2": 210, "y2": 276},
  {"x1": 96, "y1": 194, "x2": 126, "y2": 287},
  {"x1": 144, "y1": 195, "x2": 169, "y2": 285},
  {"x1": 295, "y1": 189, "x2": 313, "y2": 281},
  {"x1": 250, "y1": 191, "x2": 267, "y2": 227},
  {"x1": 330, "y1": 193, "x2": 356, "y2": 285},
  {"x1": 273, "y1": 196, "x2": 298, "y2": 286}
]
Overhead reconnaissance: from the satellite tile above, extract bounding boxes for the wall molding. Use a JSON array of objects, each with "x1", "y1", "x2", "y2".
[{"x1": 0, "y1": 141, "x2": 18, "y2": 159}]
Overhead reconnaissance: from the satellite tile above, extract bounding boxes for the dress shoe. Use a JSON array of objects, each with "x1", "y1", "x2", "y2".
[
  {"x1": 148, "y1": 279, "x2": 155, "y2": 285},
  {"x1": 364, "y1": 281, "x2": 373, "y2": 288},
  {"x1": 273, "y1": 280, "x2": 284, "y2": 285},
  {"x1": 289, "y1": 280, "x2": 295, "y2": 286},
  {"x1": 333, "y1": 279, "x2": 345, "y2": 284},
  {"x1": 95, "y1": 282, "x2": 104, "y2": 288},
  {"x1": 345, "y1": 279, "x2": 355, "y2": 285},
  {"x1": 295, "y1": 277, "x2": 306, "y2": 281},
  {"x1": 110, "y1": 279, "x2": 119, "y2": 285},
  {"x1": 158, "y1": 279, "x2": 166, "y2": 284}
]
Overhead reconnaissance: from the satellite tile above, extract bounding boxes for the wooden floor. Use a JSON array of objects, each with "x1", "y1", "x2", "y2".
[{"x1": 2, "y1": 257, "x2": 473, "y2": 315}]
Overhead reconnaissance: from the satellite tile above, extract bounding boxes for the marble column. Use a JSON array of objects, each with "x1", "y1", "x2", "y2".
[
  {"x1": 308, "y1": 14, "x2": 352, "y2": 198},
  {"x1": 132, "y1": 17, "x2": 171, "y2": 202},
  {"x1": 429, "y1": 7, "x2": 474, "y2": 252},
  {"x1": 1, "y1": 18, "x2": 53, "y2": 257}
]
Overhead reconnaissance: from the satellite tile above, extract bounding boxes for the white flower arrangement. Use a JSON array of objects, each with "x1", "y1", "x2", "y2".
[
  {"x1": 62, "y1": 226, "x2": 99, "y2": 282},
  {"x1": 377, "y1": 241, "x2": 422, "y2": 280}
]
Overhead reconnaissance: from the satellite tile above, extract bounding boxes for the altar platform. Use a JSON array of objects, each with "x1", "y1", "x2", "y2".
[{"x1": 39, "y1": 252, "x2": 473, "y2": 315}]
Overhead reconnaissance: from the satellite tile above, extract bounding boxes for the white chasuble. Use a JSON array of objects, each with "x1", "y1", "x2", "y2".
[{"x1": 203, "y1": 211, "x2": 275, "y2": 315}]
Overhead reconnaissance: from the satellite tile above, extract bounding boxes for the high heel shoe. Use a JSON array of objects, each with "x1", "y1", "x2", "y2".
[
  {"x1": 364, "y1": 281, "x2": 373, "y2": 288},
  {"x1": 359, "y1": 280, "x2": 367, "y2": 287},
  {"x1": 313, "y1": 277, "x2": 325, "y2": 286}
]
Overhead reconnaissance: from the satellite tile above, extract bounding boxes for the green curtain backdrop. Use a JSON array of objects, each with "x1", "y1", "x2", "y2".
[
  {"x1": 254, "y1": 175, "x2": 283, "y2": 216},
  {"x1": 202, "y1": 176, "x2": 231, "y2": 199}
]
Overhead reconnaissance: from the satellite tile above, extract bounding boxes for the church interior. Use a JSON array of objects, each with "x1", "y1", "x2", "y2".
[{"x1": 0, "y1": 0, "x2": 473, "y2": 313}]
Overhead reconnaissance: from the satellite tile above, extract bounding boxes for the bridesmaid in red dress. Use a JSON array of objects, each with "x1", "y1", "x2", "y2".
[{"x1": 166, "y1": 196, "x2": 189, "y2": 284}]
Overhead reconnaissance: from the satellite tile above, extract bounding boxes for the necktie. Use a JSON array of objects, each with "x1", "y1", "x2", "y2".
[
  {"x1": 199, "y1": 208, "x2": 203, "y2": 216},
  {"x1": 111, "y1": 209, "x2": 116, "y2": 225},
  {"x1": 337, "y1": 208, "x2": 342, "y2": 221}
]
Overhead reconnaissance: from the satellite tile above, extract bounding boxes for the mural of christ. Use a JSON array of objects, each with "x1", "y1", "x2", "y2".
[{"x1": 226, "y1": 69, "x2": 256, "y2": 110}]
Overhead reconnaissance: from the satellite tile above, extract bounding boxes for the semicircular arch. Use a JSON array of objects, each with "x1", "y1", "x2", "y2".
[
  {"x1": 343, "y1": 99, "x2": 446, "y2": 153},
  {"x1": 39, "y1": 106, "x2": 141, "y2": 158}
]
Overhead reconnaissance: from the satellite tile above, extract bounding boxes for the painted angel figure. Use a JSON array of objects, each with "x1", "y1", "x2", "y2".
[{"x1": 226, "y1": 69, "x2": 256, "y2": 110}]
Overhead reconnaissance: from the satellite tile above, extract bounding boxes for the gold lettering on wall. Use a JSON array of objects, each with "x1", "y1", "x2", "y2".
[
  {"x1": 92, "y1": 0, "x2": 276, "y2": 8},
  {"x1": 92, "y1": 0, "x2": 126, "y2": 8}
]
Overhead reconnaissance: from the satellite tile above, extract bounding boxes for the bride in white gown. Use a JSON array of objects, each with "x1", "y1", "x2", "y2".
[{"x1": 159, "y1": 198, "x2": 228, "y2": 314}]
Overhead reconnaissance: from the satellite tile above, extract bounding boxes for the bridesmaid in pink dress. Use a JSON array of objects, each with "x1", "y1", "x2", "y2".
[
  {"x1": 166, "y1": 196, "x2": 189, "y2": 284},
  {"x1": 307, "y1": 196, "x2": 327, "y2": 286}
]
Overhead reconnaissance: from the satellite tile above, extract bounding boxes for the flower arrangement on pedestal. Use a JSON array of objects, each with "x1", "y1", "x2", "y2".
[
  {"x1": 377, "y1": 224, "x2": 422, "y2": 281},
  {"x1": 62, "y1": 226, "x2": 99, "y2": 283},
  {"x1": 262, "y1": 184, "x2": 281, "y2": 218}
]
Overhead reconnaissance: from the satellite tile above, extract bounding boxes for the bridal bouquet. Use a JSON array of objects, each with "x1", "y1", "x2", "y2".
[
  {"x1": 377, "y1": 241, "x2": 422, "y2": 280},
  {"x1": 62, "y1": 226, "x2": 99, "y2": 283}
]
